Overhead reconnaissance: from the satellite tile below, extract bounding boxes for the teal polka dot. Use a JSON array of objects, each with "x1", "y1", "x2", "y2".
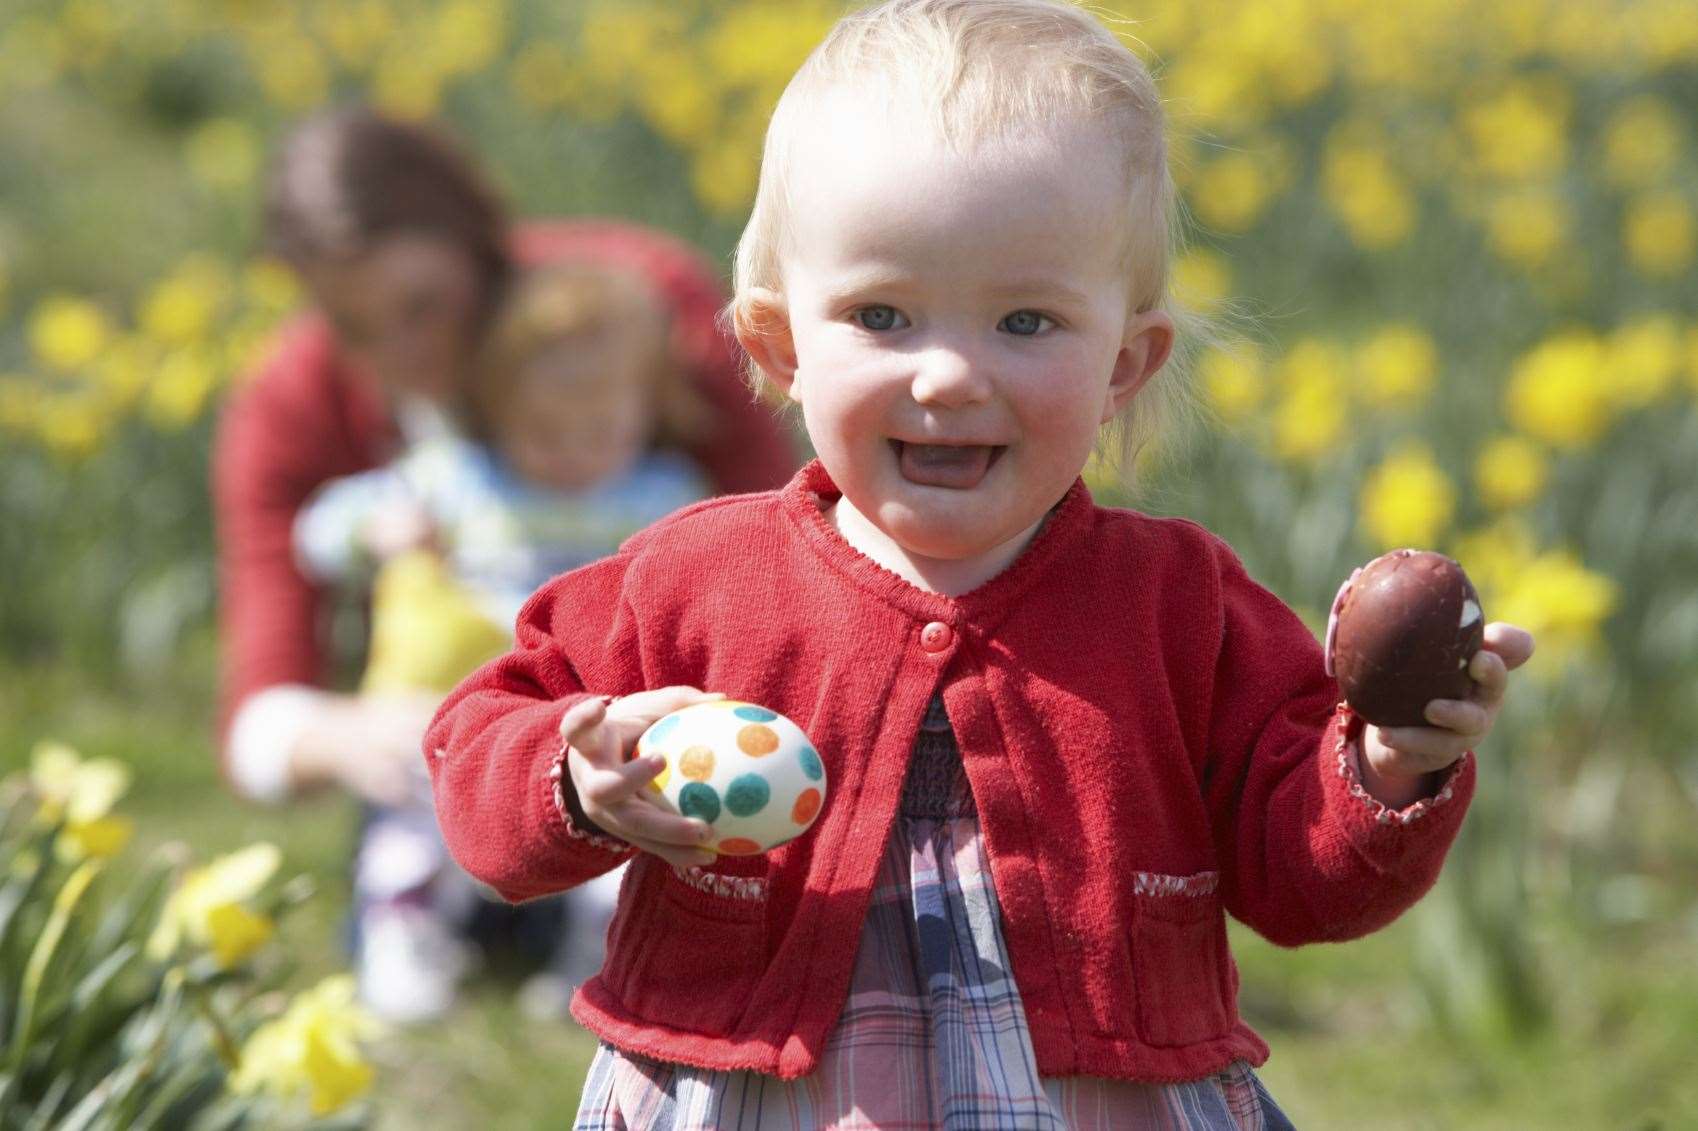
[
  {"x1": 733, "y1": 705, "x2": 778, "y2": 723},
  {"x1": 798, "y1": 745, "x2": 823, "y2": 781},
  {"x1": 647, "y1": 714, "x2": 681, "y2": 743},
  {"x1": 724, "y1": 774, "x2": 770, "y2": 817},
  {"x1": 678, "y1": 782, "x2": 720, "y2": 824}
]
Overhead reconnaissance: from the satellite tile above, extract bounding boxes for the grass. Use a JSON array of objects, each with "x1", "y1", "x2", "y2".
[{"x1": 3, "y1": 648, "x2": 1694, "y2": 1130}]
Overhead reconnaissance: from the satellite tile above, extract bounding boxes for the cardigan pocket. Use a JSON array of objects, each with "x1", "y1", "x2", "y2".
[
  {"x1": 602, "y1": 857, "x2": 770, "y2": 1036},
  {"x1": 1129, "y1": 871, "x2": 1232, "y2": 1048}
]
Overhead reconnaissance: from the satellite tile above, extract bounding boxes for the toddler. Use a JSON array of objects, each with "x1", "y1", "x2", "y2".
[
  {"x1": 427, "y1": 1, "x2": 1535, "y2": 1125},
  {"x1": 298, "y1": 262, "x2": 709, "y2": 1022}
]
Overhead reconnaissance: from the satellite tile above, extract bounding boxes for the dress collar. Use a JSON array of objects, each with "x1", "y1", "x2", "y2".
[{"x1": 778, "y1": 459, "x2": 1096, "y2": 630}]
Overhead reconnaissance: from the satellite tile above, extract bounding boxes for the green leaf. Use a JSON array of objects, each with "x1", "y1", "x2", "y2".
[{"x1": 7, "y1": 859, "x2": 102, "y2": 1075}]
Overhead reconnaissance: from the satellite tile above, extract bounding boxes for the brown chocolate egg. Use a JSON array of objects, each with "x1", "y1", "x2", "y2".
[{"x1": 1324, "y1": 549, "x2": 1485, "y2": 727}]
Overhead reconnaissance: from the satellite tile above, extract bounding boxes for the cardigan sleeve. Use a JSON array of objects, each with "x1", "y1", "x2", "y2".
[
  {"x1": 423, "y1": 552, "x2": 646, "y2": 903},
  {"x1": 212, "y1": 349, "x2": 338, "y2": 731},
  {"x1": 1201, "y1": 539, "x2": 1475, "y2": 947}
]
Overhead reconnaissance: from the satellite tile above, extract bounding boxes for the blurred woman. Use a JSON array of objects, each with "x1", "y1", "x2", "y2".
[{"x1": 212, "y1": 106, "x2": 796, "y2": 813}]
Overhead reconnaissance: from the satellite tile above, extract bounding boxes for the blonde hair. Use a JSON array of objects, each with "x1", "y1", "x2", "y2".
[
  {"x1": 467, "y1": 263, "x2": 711, "y2": 450},
  {"x1": 730, "y1": 0, "x2": 1208, "y2": 478}
]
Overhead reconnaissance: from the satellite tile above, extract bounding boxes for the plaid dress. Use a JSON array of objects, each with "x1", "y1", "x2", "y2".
[{"x1": 573, "y1": 697, "x2": 1296, "y2": 1131}]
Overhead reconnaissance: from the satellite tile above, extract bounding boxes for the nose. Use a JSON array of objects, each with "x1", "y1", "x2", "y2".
[{"x1": 909, "y1": 341, "x2": 992, "y2": 408}]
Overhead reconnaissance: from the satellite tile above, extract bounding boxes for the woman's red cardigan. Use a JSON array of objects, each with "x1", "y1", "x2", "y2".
[
  {"x1": 424, "y1": 461, "x2": 1476, "y2": 1082},
  {"x1": 211, "y1": 219, "x2": 799, "y2": 745}
]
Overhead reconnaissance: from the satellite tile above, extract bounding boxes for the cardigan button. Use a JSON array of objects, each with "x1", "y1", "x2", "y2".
[{"x1": 920, "y1": 621, "x2": 954, "y2": 653}]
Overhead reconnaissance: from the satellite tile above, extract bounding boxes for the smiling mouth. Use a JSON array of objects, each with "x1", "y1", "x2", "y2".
[{"x1": 890, "y1": 440, "x2": 1005, "y2": 489}]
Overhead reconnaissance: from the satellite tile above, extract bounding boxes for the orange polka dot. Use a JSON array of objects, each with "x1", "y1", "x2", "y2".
[
  {"x1": 791, "y1": 788, "x2": 821, "y2": 825},
  {"x1": 737, "y1": 724, "x2": 780, "y2": 756},
  {"x1": 716, "y1": 837, "x2": 763, "y2": 855},
  {"x1": 679, "y1": 745, "x2": 716, "y2": 780}
]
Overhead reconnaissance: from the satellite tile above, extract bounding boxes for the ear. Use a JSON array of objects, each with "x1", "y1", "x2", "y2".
[
  {"x1": 1102, "y1": 309, "x2": 1174, "y2": 424},
  {"x1": 733, "y1": 287, "x2": 802, "y2": 402}
]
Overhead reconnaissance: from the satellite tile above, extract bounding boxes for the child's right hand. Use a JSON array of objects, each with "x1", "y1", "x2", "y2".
[
  {"x1": 361, "y1": 500, "x2": 437, "y2": 561},
  {"x1": 560, "y1": 687, "x2": 722, "y2": 868}
]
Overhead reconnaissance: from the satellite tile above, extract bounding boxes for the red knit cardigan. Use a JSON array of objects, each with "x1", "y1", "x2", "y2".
[
  {"x1": 211, "y1": 219, "x2": 799, "y2": 742},
  {"x1": 425, "y1": 460, "x2": 1476, "y2": 1082}
]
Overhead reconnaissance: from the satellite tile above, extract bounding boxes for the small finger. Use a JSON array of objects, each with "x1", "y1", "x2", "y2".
[
  {"x1": 1375, "y1": 726, "x2": 1470, "y2": 773},
  {"x1": 1423, "y1": 698, "x2": 1489, "y2": 735},
  {"x1": 1482, "y1": 622, "x2": 1536, "y2": 671},
  {"x1": 575, "y1": 753, "x2": 670, "y2": 809},
  {"x1": 1468, "y1": 649, "x2": 1508, "y2": 697},
  {"x1": 559, "y1": 696, "x2": 610, "y2": 744},
  {"x1": 608, "y1": 799, "x2": 715, "y2": 848},
  {"x1": 624, "y1": 835, "x2": 719, "y2": 869}
]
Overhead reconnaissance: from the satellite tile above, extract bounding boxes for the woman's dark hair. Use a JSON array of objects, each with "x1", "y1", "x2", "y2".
[{"x1": 263, "y1": 106, "x2": 511, "y2": 307}]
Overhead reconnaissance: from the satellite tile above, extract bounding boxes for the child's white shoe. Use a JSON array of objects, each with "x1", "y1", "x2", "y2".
[{"x1": 356, "y1": 901, "x2": 472, "y2": 1024}]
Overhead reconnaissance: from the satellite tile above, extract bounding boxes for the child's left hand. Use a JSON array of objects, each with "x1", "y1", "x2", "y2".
[{"x1": 1359, "y1": 621, "x2": 1536, "y2": 807}]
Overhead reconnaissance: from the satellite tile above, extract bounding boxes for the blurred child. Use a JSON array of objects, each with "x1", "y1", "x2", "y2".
[
  {"x1": 427, "y1": 1, "x2": 1535, "y2": 1125},
  {"x1": 296, "y1": 263, "x2": 709, "y2": 1022}
]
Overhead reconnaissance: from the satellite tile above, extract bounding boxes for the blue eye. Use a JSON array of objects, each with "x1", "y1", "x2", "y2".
[
  {"x1": 999, "y1": 310, "x2": 1050, "y2": 336},
  {"x1": 854, "y1": 305, "x2": 905, "y2": 331}
]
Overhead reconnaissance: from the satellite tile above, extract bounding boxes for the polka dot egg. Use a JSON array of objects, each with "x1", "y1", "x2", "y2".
[{"x1": 636, "y1": 701, "x2": 826, "y2": 855}]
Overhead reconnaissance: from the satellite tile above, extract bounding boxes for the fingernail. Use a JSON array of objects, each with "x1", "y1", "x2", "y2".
[{"x1": 693, "y1": 821, "x2": 713, "y2": 842}]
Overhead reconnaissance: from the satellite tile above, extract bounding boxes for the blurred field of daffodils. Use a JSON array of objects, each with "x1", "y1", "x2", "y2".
[
  {"x1": 1, "y1": 744, "x2": 376, "y2": 1127},
  {"x1": 1, "y1": 0, "x2": 1695, "y2": 1054}
]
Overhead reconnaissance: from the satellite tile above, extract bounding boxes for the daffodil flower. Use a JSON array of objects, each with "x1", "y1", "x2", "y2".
[
  {"x1": 29, "y1": 741, "x2": 134, "y2": 861},
  {"x1": 231, "y1": 975, "x2": 382, "y2": 1116},
  {"x1": 148, "y1": 842, "x2": 282, "y2": 967}
]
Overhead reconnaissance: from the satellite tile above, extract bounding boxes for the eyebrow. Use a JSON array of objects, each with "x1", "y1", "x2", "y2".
[
  {"x1": 983, "y1": 280, "x2": 1093, "y2": 307},
  {"x1": 823, "y1": 271, "x2": 1093, "y2": 309}
]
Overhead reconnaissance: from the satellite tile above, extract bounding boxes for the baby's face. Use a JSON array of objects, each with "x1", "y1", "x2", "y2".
[
  {"x1": 771, "y1": 101, "x2": 1164, "y2": 572},
  {"x1": 496, "y1": 341, "x2": 651, "y2": 492}
]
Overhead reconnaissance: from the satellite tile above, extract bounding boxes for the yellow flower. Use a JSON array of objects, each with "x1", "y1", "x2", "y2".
[
  {"x1": 29, "y1": 295, "x2": 110, "y2": 372},
  {"x1": 1356, "y1": 324, "x2": 1437, "y2": 411},
  {"x1": 148, "y1": 843, "x2": 282, "y2": 967},
  {"x1": 1451, "y1": 517, "x2": 1538, "y2": 607},
  {"x1": 1474, "y1": 435, "x2": 1547, "y2": 511},
  {"x1": 1460, "y1": 79, "x2": 1569, "y2": 181},
  {"x1": 1624, "y1": 191, "x2": 1694, "y2": 277},
  {"x1": 144, "y1": 348, "x2": 220, "y2": 429},
  {"x1": 1322, "y1": 136, "x2": 1414, "y2": 250},
  {"x1": 1504, "y1": 330, "x2": 1612, "y2": 448},
  {"x1": 372, "y1": 48, "x2": 444, "y2": 119},
  {"x1": 139, "y1": 258, "x2": 228, "y2": 347},
  {"x1": 253, "y1": 34, "x2": 330, "y2": 111},
  {"x1": 1492, "y1": 551, "x2": 1618, "y2": 672},
  {"x1": 1191, "y1": 150, "x2": 1279, "y2": 234},
  {"x1": 1602, "y1": 95, "x2": 1681, "y2": 188},
  {"x1": 1486, "y1": 188, "x2": 1566, "y2": 269},
  {"x1": 690, "y1": 142, "x2": 761, "y2": 218},
  {"x1": 1171, "y1": 248, "x2": 1232, "y2": 313},
  {"x1": 316, "y1": 0, "x2": 396, "y2": 70},
  {"x1": 426, "y1": 0, "x2": 507, "y2": 78},
  {"x1": 1360, "y1": 442, "x2": 1455, "y2": 550},
  {"x1": 510, "y1": 41, "x2": 573, "y2": 110},
  {"x1": 29, "y1": 741, "x2": 134, "y2": 861},
  {"x1": 186, "y1": 118, "x2": 260, "y2": 191},
  {"x1": 231, "y1": 975, "x2": 382, "y2": 1117},
  {"x1": 242, "y1": 259, "x2": 300, "y2": 316},
  {"x1": 1270, "y1": 338, "x2": 1348, "y2": 464},
  {"x1": 1607, "y1": 315, "x2": 1681, "y2": 409},
  {"x1": 34, "y1": 391, "x2": 108, "y2": 461},
  {"x1": 1198, "y1": 343, "x2": 1264, "y2": 426}
]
